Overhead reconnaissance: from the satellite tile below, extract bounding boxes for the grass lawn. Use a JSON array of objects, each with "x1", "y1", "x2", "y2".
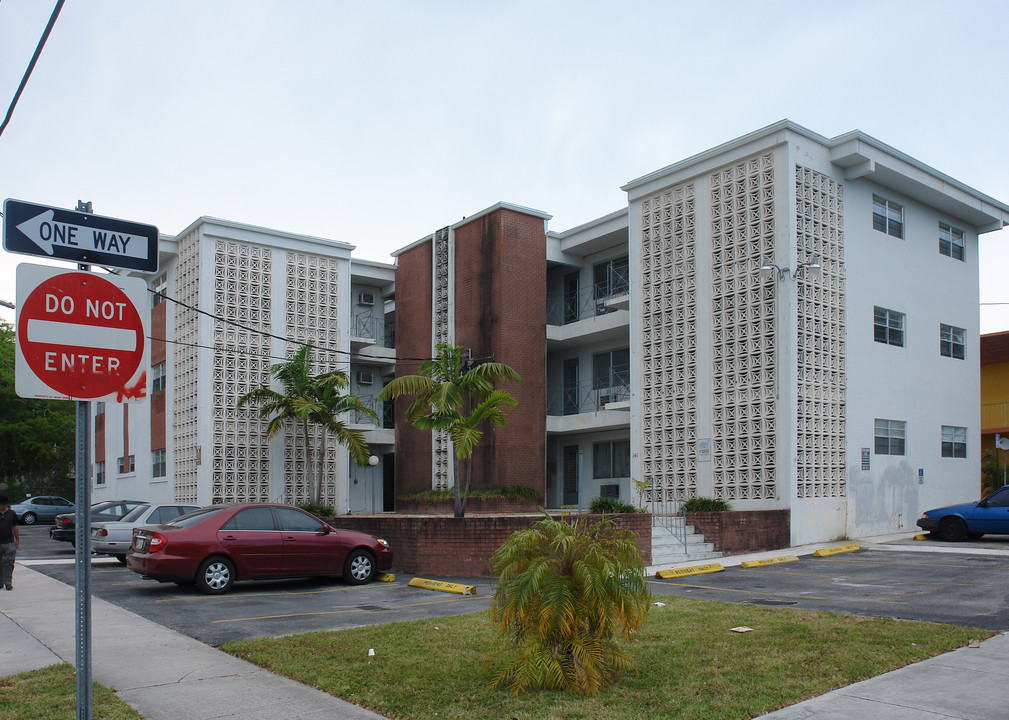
[
  {"x1": 222, "y1": 596, "x2": 989, "y2": 720},
  {"x1": 0, "y1": 664, "x2": 143, "y2": 720}
]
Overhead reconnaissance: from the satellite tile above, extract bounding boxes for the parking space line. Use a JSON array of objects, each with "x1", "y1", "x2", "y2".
[
  {"x1": 647, "y1": 579, "x2": 909, "y2": 605},
  {"x1": 755, "y1": 569, "x2": 992, "y2": 588},
  {"x1": 211, "y1": 593, "x2": 492, "y2": 624},
  {"x1": 151, "y1": 584, "x2": 395, "y2": 603}
]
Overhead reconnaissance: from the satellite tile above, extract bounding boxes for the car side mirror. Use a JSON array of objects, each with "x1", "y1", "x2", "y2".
[{"x1": 319, "y1": 525, "x2": 332, "y2": 535}]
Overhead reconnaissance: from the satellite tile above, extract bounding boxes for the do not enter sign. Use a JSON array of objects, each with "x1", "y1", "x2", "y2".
[{"x1": 15, "y1": 264, "x2": 149, "y2": 402}]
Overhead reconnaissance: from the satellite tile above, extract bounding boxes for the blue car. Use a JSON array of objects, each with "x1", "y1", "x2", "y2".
[
  {"x1": 9, "y1": 495, "x2": 76, "y2": 525},
  {"x1": 916, "y1": 486, "x2": 1009, "y2": 541}
]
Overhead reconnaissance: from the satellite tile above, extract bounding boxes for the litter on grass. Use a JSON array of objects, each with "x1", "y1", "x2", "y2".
[{"x1": 730, "y1": 626, "x2": 754, "y2": 633}]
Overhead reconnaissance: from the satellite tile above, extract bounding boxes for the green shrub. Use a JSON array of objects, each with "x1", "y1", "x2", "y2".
[
  {"x1": 487, "y1": 514, "x2": 650, "y2": 697},
  {"x1": 298, "y1": 502, "x2": 335, "y2": 518},
  {"x1": 399, "y1": 485, "x2": 540, "y2": 504},
  {"x1": 683, "y1": 497, "x2": 731, "y2": 512},
  {"x1": 589, "y1": 496, "x2": 642, "y2": 514}
]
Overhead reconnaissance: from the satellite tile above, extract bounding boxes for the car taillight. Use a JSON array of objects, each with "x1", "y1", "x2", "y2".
[
  {"x1": 97, "y1": 528, "x2": 108, "y2": 537},
  {"x1": 58, "y1": 517, "x2": 72, "y2": 527},
  {"x1": 147, "y1": 532, "x2": 167, "y2": 553}
]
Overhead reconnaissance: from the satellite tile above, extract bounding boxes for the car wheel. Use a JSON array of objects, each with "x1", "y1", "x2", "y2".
[
  {"x1": 22, "y1": 512, "x2": 37, "y2": 525},
  {"x1": 938, "y1": 517, "x2": 968, "y2": 542},
  {"x1": 195, "y1": 557, "x2": 235, "y2": 594},
  {"x1": 343, "y1": 549, "x2": 376, "y2": 585}
]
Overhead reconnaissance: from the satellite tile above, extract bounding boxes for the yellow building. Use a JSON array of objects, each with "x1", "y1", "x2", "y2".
[{"x1": 980, "y1": 331, "x2": 1009, "y2": 493}]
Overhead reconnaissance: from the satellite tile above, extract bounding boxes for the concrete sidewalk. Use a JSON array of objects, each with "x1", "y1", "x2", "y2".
[
  {"x1": 0, "y1": 565, "x2": 387, "y2": 719},
  {"x1": 2, "y1": 536, "x2": 1007, "y2": 720}
]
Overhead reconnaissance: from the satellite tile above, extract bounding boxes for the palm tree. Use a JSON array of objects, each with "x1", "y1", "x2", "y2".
[
  {"x1": 237, "y1": 344, "x2": 377, "y2": 505},
  {"x1": 377, "y1": 343, "x2": 520, "y2": 517},
  {"x1": 486, "y1": 513, "x2": 650, "y2": 697}
]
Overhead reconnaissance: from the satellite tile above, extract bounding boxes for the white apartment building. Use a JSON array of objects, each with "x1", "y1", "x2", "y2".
[{"x1": 94, "y1": 120, "x2": 1009, "y2": 546}]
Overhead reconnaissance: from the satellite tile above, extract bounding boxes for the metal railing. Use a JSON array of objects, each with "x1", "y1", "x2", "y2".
[
  {"x1": 350, "y1": 394, "x2": 393, "y2": 428},
  {"x1": 352, "y1": 312, "x2": 385, "y2": 345},
  {"x1": 645, "y1": 479, "x2": 687, "y2": 552},
  {"x1": 981, "y1": 402, "x2": 1009, "y2": 431},
  {"x1": 546, "y1": 269, "x2": 630, "y2": 325},
  {"x1": 547, "y1": 374, "x2": 630, "y2": 416}
]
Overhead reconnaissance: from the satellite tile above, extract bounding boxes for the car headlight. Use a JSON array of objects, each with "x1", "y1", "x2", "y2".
[
  {"x1": 920, "y1": 513, "x2": 929, "y2": 519},
  {"x1": 376, "y1": 538, "x2": 389, "y2": 548}
]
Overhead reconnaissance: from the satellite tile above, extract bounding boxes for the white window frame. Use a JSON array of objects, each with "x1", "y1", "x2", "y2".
[
  {"x1": 152, "y1": 362, "x2": 167, "y2": 393},
  {"x1": 152, "y1": 449, "x2": 166, "y2": 478},
  {"x1": 95, "y1": 460, "x2": 106, "y2": 486},
  {"x1": 939, "y1": 324, "x2": 965, "y2": 360},
  {"x1": 872, "y1": 195, "x2": 904, "y2": 239},
  {"x1": 941, "y1": 425, "x2": 967, "y2": 459},
  {"x1": 874, "y1": 306, "x2": 905, "y2": 347},
  {"x1": 874, "y1": 419, "x2": 906, "y2": 456},
  {"x1": 938, "y1": 223, "x2": 965, "y2": 261}
]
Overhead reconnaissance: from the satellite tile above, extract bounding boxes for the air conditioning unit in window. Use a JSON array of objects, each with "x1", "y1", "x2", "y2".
[
  {"x1": 357, "y1": 371, "x2": 375, "y2": 385},
  {"x1": 357, "y1": 292, "x2": 375, "y2": 306}
]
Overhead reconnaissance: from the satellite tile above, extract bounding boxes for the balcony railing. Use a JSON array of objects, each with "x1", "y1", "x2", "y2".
[
  {"x1": 351, "y1": 395, "x2": 394, "y2": 429},
  {"x1": 982, "y1": 402, "x2": 1009, "y2": 431},
  {"x1": 547, "y1": 267, "x2": 629, "y2": 325},
  {"x1": 352, "y1": 312, "x2": 384, "y2": 344},
  {"x1": 547, "y1": 373, "x2": 630, "y2": 416}
]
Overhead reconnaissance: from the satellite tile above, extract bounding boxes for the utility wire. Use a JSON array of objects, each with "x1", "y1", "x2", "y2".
[{"x1": 0, "y1": 0, "x2": 66, "y2": 141}]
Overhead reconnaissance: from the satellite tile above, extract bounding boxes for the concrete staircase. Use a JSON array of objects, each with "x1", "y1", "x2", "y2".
[{"x1": 650, "y1": 516, "x2": 722, "y2": 567}]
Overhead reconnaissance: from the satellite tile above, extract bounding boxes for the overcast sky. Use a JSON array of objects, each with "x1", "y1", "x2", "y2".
[{"x1": 2, "y1": 0, "x2": 1008, "y2": 330}]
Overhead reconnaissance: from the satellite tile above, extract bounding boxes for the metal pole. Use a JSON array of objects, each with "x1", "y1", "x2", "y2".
[
  {"x1": 75, "y1": 397, "x2": 92, "y2": 720},
  {"x1": 75, "y1": 238, "x2": 93, "y2": 720}
]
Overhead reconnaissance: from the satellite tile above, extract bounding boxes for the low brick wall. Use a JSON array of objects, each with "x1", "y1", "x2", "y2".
[
  {"x1": 332, "y1": 513, "x2": 652, "y2": 577},
  {"x1": 685, "y1": 509, "x2": 790, "y2": 555}
]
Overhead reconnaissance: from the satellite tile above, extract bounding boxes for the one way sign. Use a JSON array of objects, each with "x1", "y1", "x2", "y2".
[{"x1": 3, "y1": 198, "x2": 159, "y2": 273}]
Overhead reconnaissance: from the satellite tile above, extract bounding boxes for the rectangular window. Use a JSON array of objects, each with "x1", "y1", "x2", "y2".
[
  {"x1": 874, "y1": 307, "x2": 904, "y2": 347},
  {"x1": 151, "y1": 273, "x2": 167, "y2": 306},
  {"x1": 152, "y1": 362, "x2": 167, "y2": 393},
  {"x1": 874, "y1": 419, "x2": 906, "y2": 456},
  {"x1": 592, "y1": 349, "x2": 630, "y2": 390},
  {"x1": 941, "y1": 425, "x2": 967, "y2": 458},
  {"x1": 593, "y1": 440, "x2": 630, "y2": 479},
  {"x1": 95, "y1": 402, "x2": 105, "y2": 416},
  {"x1": 95, "y1": 461, "x2": 105, "y2": 486},
  {"x1": 872, "y1": 195, "x2": 903, "y2": 238},
  {"x1": 938, "y1": 223, "x2": 965, "y2": 261},
  {"x1": 939, "y1": 324, "x2": 965, "y2": 359},
  {"x1": 118, "y1": 455, "x2": 136, "y2": 474},
  {"x1": 152, "y1": 449, "x2": 166, "y2": 478}
]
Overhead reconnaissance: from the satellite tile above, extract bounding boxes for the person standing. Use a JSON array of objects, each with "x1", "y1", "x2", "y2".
[{"x1": 0, "y1": 495, "x2": 19, "y2": 590}]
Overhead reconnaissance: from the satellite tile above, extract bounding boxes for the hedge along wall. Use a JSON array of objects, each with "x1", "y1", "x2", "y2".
[
  {"x1": 684, "y1": 509, "x2": 790, "y2": 555},
  {"x1": 332, "y1": 513, "x2": 653, "y2": 577}
]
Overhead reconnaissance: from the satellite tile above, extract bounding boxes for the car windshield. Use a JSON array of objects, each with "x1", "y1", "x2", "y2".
[
  {"x1": 166, "y1": 506, "x2": 226, "y2": 527},
  {"x1": 119, "y1": 504, "x2": 151, "y2": 523}
]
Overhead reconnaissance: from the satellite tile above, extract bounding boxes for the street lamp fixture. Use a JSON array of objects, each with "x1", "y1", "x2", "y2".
[{"x1": 760, "y1": 254, "x2": 821, "y2": 282}]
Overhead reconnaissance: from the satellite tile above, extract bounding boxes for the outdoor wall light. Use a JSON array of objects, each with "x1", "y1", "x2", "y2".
[{"x1": 760, "y1": 254, "x2": 821, "y2": 281}]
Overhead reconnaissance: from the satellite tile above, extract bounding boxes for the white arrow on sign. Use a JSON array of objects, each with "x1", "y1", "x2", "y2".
[{"x1": 16, "y1": 210, "x2": 150, "y2": 260}]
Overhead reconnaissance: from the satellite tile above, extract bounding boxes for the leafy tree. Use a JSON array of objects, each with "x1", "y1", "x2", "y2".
[
  {"x1": 0, "y1": 320, "x2": 76, "y2": 495},
  {"x1": 237, "y1": 344, "x2": 376, "y2": 504},
  {"x1": 377, "y1": 343, "x2": 520, "y2": 517},
  {"x1": 486, "y1": 513, "x2": 650, "y2": 697}
]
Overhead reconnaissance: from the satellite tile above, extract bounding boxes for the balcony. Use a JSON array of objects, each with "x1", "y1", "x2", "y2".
[
  {"x1": 546, "y1": 376, "x2": 630, "y2": 434},
  {"x1": 981, "y1": 402, "x2": 1009, "y2": 433},
  {"x1": 349, "y1": 394, "x2": 395, "y2": 446}
]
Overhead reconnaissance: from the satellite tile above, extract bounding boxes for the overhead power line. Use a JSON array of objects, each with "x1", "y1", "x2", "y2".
[{"x1": 0, "y1": 0, "x2": 66, "y2": 141}]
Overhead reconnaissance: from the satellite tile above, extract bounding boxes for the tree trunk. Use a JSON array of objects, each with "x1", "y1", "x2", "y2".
[
  {"x1": 315, "y1": 431, "x2": 327, "y2": 505},
  {"x1": 453, "y1": 454, "x2": 464, "y2": 518},
  {"x1": 303, "y1": 420, "x2": 314, "y2": 505}
]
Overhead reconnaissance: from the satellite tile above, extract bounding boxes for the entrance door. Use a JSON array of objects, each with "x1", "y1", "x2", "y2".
[{"x1": 563, "y1": 445, "x2": 579, "y2": 506}]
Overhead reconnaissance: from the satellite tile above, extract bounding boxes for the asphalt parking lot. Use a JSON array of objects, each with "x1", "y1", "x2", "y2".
[{"x1": 16, "y1": 525, "x2": 1009, "y2": 645}]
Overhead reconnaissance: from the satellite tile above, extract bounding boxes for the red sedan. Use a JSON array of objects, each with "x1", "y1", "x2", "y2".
[{"x1": 126, "y1": 503, "x2": 393, "y2": 594}]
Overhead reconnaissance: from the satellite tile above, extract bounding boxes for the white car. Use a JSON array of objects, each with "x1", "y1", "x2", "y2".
[{"x1": 92, "y1": 503, "x2": 200, "y2": 563}]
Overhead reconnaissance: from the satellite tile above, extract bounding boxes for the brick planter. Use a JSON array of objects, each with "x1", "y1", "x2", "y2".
[
  {"x1": 331, "y1": 513, "x2": 652, "y2": 577},
  {"x1": 685, "y1": 509, "x2": 790, "y2": 555}
]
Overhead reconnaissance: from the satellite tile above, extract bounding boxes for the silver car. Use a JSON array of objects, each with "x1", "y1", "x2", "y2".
[
  {"x1": 92, "y1": 503, "x2": 200, "y2": 563},
  {"x1": 10, "y1": 495, "x2": 75, "y2": 525}
]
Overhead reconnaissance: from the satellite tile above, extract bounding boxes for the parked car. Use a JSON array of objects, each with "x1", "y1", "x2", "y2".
[
  {"x1": 51, "y1": 500, "x2": 147, "y2": 546},
  {"x1": 10, "y1": 495, "x2": 75, "y2": 525},
  {"x1": 92, "y1": 503, "x2": 201, "y2": 563},
  {"x1": 126, "y1": 503, "x2": 393, "y2": 594},
  {"x1": 916, "y1": 486, "x2": 1009, "y2": 541}
]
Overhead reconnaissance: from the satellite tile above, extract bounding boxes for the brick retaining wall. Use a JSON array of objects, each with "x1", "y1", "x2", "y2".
[
  {"x1": 332, "y1": 513, "x2": 652, "y2": 577},
  {"x1": 684, "y1": 509, "x2": 790, "y2": 555}
]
